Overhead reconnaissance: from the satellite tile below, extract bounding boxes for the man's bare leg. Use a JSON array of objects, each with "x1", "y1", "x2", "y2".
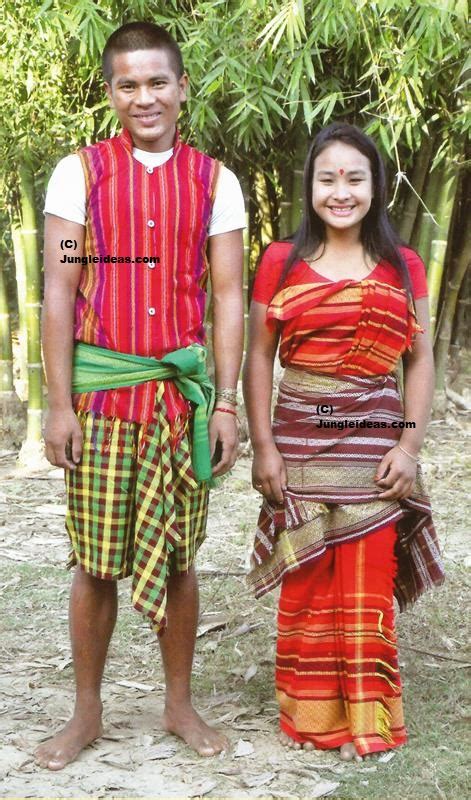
[
  {"x1": 160, "y1": 566, "x2": 228, "y2": 756},
  {"x1": 35, "y1": 568, "x2": 117, "y2": 770}
]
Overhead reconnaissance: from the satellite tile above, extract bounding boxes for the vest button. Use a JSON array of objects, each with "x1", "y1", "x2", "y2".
[
  {"x1": 148, "y1": 262, "x2": 156, "y2": 269},
  {"x1": 148, "y1": 307, "x2": 156, "y2": 316},
  {"x1": 147, "y1": 219, "x2": 155, "y2": 228},
  {"x1": 146, "y1": 166, "x2": 154, "y2": 174}
]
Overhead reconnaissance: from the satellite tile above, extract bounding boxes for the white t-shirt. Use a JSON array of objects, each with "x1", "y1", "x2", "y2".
[{"x1": 44, "y1": 147, "x2": 246, "y2": 236}]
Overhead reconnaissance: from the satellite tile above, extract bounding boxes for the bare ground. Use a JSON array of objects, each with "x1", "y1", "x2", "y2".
[{"x1": 0, "y1": 415, "x2": 470, "y2": 800}]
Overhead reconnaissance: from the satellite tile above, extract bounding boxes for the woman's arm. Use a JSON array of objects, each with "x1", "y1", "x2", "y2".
[
  {"x1": 242, "y1": 301, "x2": 287, "y2": 504},
  {"x1": 399, "y1": 297, "x2": 435, "y2": 454},
  {"x1": 375, "y1": 297, "x2": 434, "y2": 499}
]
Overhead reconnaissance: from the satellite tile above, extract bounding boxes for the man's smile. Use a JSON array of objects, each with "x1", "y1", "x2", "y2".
[{"x1": 133, "y1": 111, "x2": 161, "y2": 119}]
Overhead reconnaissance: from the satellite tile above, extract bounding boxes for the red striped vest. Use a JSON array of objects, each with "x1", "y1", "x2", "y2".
[{"x1": 73, "y1": 129, "x2": 219, "y2": 423}]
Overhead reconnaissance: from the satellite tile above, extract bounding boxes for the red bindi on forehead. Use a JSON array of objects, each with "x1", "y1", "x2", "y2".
[{"x1": 338, "y1": 168, "x2": 345, "y2": 175}]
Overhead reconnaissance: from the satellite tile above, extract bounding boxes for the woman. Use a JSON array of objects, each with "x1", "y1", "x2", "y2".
[{"x1": 243, "y1": 122, "x2": 444, "y2": 761}]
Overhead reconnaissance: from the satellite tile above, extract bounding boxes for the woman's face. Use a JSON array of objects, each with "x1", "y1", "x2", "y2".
[{"x1": 311, "y1": 142, "x2": 373, "y2": 235}]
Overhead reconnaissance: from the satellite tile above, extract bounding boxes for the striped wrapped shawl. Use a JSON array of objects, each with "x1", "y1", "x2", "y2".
[{"x1": 248, "y1": 368, "x2": 444, "y2": 610}]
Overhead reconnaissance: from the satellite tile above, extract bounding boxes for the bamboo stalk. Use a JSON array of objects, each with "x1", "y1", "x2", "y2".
[
  {"x1": 415, "y1": 212, "x2": 435, "y2": 264},
  {"x1": 248, "y1": 164, "x2": 260, "y2": 268},
  {"x1": 255, "y1": 170, "x2": 273, "y2": 244},
  {"x1": 18, "y1": 161, "x2": 43, "y2": 448},
  {"x1": 434, "y1": 178, "x2": 470, "y2": 398},
  {"x1": 410, "y1": 167, "x2": 442, "y2": 260},
  {"x1": 452, "y1": 266, "x2": 470, "y2": 349},
  {"x1": 428, "y1": 165, "x2": 457, "y2": 339},
  {"x1": 278, "y1": 159, "x2": 294, "y2": 239},
  {"x1": 398, "y1": 137, "x2": 434, "y2": 242},
  {"x1": 11, "y1": 225, "x2": 28, "y2": 393},
  {"x1": 434, "y1": 246, "x2": 470, "y2": 397},
  {"x1": 290, "y1": 137, "x2": 307, "y2": 234},
  {"x1": 264, "y1": 171, "x2": 279, "y2": 242},
  {"x1": 0, "y1": 263, "x2": 14, "y2": 395}
]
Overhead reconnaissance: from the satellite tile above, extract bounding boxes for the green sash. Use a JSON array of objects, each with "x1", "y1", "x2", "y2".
[{"x1": 72, "y1": 342, "x2": 215, "y2": 482}]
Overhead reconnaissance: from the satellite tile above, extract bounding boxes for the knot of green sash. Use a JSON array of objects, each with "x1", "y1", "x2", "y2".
[{"x1": 72, "y1": 342, "x2": 215, "y2": 482}]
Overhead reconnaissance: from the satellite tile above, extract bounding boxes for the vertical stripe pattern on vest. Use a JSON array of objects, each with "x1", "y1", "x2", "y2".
[{"x1": 73, "y1": 129, "x2": 219, "y2": 424}]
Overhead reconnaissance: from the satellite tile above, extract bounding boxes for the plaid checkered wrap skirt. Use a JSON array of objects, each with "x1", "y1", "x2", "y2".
[{"x1": 65, "y1": 382, "x2": 208, "y2": 633}]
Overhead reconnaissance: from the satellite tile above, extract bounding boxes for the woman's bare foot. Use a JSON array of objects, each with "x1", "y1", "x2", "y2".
[
  {"x1": 34, "y1": 703, "x2": 103, "y2": 770},
  {"x1": 302, "y1": 740, "x2": 316, "y2": 751},
  {"x1": 279, "y1": 732, "x2": 318, "y2": 751},
  {"x1": 340, "y1": 742, "x2": 362, "y2": 762},
  {"x1": 162, "y1": 703, "x2": 228, "y2": 757},
  {"x1": 279, "y1": 731, "x2": 301, "y2": 750}
]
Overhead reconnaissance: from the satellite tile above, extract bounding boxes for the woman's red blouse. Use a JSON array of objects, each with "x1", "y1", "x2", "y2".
[{"x1": 251, "y1": 242, "x2": 428, "y2": 377}]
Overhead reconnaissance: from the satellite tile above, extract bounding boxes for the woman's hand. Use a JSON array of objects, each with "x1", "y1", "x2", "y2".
[
  {"x1": 374, "y1": 445, "x2": 417, "y2": 500},
  {"x1": 252, "y1": 441, "x2": 287, "y2": 505}
]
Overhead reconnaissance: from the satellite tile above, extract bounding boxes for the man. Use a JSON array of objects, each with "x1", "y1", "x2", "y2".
[{"x1": 36, "y1": 21, "x2": 244, "y2": 770}]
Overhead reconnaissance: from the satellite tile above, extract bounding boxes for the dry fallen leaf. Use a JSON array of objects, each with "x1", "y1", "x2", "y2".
[
  {"x1": 211, "y1": 705, "x2": 252, "y2": 725},
  {"x1": 242, "y1": 771, "x2": 276, "y2": 788},
  {"x1": 244, "y1": 663, "x2": 258, "y2": 682},
  {"x1": 137, "y1": 733, "x2": 154, "y2": 747},
  {"x1": 115, "y1": 679, "x2": 155, "y2": 692},
  {"x1": 98, "y1": 754, "x2": 134, "y2": 770},
  {"x1": 310, "y1": 780, "x2": 340, "y2": 798},
  {"x1": 34, "y1": 504, "x2": 67, "y2": 516},
  {"x1": 234, "y1": 739, "x2": 255, "y2": 758},
  {"x1": 233, "y1": 721, "x2": 273, "y2": 732},
  {"x1": 205, "y1": 692, "x2": 241, "y2": 708},
  {"x1": 186, "y1": 779, "x2": 218, "y2": 797},
  {"x1": 378, "y1": 751, "x2": 396, "y2": 763},
  {"x1": 224, "y1": 621, "x2": 264, "y2": 638},
  {"x1": 142, "y1": 743, "x2": 177, "y2": 760},
  {"x1": 101, "y1": 734, "x2": 127, "y2": 742},
  {"x1": 56, "y1": 657, "x2": 73, "y2": 671},
  {"x1": 197, "y1": 612, "x2": 230, "y2": 638}
]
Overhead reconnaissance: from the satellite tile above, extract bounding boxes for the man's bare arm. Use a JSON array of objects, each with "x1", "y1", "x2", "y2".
[
  {"x1": 207, "y1": 229, "x2": 244, "y2": 476},
  {"x1": 42, "y1": 214, "x2": 84, "y2": 469}
]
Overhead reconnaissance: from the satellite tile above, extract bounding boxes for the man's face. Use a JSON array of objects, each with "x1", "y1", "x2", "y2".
[{"x1": 105, "y1": 48, "x2": 188, "y2": 153}]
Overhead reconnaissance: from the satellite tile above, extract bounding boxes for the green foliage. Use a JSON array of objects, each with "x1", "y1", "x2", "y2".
[
  {"x1": 0, "y1": 0, "x2": 468, "y2": 396},
  {"x1": 0, "y1": 1, "x2": 468, "y2": 194}
]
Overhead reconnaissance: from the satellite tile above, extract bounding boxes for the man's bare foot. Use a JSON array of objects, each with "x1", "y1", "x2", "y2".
[
  {"x1": 340, "y1": 742, "x2": 362, "y2": 762},
  {"x1": 35, "y1": 706, "x2": 103, "y2": 771},
  {"x1": 162, "y1": 703, "x2": 228, "y2": 757}
]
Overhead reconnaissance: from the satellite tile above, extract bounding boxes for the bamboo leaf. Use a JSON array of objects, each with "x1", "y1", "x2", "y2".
[
  {"x1": 264, "y1": 93, "x2": 288, "y2": 119},
  {"x1": 322, "y1": 93, "x2": 338, "y2": 124},
  {"x1": 379, "y1": 124, "x2": 391, "y2": 156}
]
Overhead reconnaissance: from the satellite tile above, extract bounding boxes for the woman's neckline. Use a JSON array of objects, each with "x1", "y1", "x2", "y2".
[{"x1": 299, "y1": 256, "x2": 382, "y2": 284}]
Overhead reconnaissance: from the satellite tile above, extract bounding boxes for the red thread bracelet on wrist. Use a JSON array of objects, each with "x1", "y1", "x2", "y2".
[{"x1": 214, "y1": 406, "x2": 237, "y2": 417}]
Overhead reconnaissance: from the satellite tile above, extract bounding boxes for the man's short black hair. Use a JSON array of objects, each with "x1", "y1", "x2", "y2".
[{"x1": 102, "y1": 22, "x2": 185, "y2": 83}]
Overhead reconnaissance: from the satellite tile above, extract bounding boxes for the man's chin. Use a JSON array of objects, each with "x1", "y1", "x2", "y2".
[
  {"x1": 134, "y1": 124, "x2": 162, "y2": 138},
  {"x1": 134, "y1": 123, "x2": 175, "y2": 142}
]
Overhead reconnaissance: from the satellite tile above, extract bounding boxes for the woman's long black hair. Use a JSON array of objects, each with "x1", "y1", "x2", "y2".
[{"x1": 277, "y1": 122, "x2": 412, "y2": 297}]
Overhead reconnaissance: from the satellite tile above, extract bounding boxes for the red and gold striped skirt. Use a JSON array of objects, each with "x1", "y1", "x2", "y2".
[{"x1": 276, "y1": 524, "x2": 407, "y2": 755}]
